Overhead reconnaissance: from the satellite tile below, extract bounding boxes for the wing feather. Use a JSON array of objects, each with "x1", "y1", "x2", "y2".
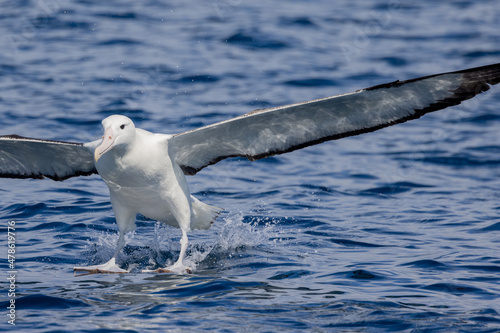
[
  {"x1": 0, "y1": 135, "x2": 98, "y2": 181},
  {"x1": 169, "y1": 63, "x2": 500, "y2": 175}
]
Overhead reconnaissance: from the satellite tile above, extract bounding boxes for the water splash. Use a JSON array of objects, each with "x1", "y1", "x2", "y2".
[
  {"x1": 81, "y1": 230, "x2": 136, "y2": 266},
  {"x1": 185, "y1": 211, "x2": 285, "y2": 271},
  {"x1": 80, "y1": 212, "x2": 284, "y2": 272}
]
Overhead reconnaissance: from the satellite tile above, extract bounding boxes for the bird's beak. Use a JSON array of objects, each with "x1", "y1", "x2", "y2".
[{"x1": 94, "y1": 127, "x2": 115, "y2": 162}]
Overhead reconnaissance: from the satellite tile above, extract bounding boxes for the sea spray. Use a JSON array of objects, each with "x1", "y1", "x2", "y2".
[{"x1": 80, "y1": 212, "x2": 285, "y2": 272}]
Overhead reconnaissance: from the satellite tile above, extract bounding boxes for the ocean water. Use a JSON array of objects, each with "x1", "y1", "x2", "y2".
[{"x1": 1, "y1": 0, "x2": 500, "y2": 331}]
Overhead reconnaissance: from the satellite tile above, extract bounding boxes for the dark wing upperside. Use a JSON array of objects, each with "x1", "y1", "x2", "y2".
[
  {"x1": 0, "y1": 135, "x2": 98, "y2": 181},
  {"x1": 168, "y1": 63, "x2": 500, "y2": 175}
]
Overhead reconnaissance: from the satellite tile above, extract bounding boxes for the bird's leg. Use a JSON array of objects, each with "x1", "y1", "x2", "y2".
[
  {"x1": 168, "y1": 229, "x2": 191, "y2": 273},
  {"x1": 143, "y1": 228, "x2": 192, "y2": 274},
  {"x1": 142, "y1": 178, "x2": 194, "y2": 274},
  {"x1": 74, "y1": 232, "x2": 129, "y2": 276}
]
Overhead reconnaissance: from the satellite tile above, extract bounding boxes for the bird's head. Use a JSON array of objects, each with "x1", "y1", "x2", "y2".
[{"x1": 94, "y1": 115, "x2": 136, "y2": 162}]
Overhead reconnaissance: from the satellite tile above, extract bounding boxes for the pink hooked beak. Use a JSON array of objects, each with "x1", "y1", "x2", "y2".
[{"x1": 94, "y1": 127, "x2": 115, "y2": 162}]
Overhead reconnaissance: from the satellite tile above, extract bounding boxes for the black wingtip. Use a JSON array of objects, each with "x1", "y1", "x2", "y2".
[
  {"x1": 249, "y1": 62, "x2": 500, "y2": 162},
  {"x1": 365, "y1": 63, "x2": 500, "y2": 92}
]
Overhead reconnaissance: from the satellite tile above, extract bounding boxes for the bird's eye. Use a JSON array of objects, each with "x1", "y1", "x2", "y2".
[{"x1": 120, "y1": 124, "x2": 126, "y2": 130}]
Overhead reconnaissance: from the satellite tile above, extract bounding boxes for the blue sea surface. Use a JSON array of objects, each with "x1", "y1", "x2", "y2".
[{"x1": 1, "y1": 0, "x2": 500, "y2": 331}]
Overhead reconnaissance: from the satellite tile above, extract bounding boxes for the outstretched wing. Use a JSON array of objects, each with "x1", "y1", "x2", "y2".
[
  {"x1": 169, "y1": 63, "x2": 500, "y2": 175},
  {"x1": 0, "y1": 135, "x2": 98, "y2": 181}
]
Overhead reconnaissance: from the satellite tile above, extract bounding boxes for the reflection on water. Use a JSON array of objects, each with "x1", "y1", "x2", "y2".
[{"x1": 1, "y1": 0, "x2": 500, "y2": 331}]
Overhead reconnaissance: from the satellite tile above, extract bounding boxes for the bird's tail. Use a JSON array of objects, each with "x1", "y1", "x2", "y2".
[{"x1": 190, "y1": 195, "x2": 222, "y2": 230}]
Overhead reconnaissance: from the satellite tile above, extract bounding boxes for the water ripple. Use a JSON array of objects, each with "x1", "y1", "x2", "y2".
[{"x1": 1, "y1": 0, "x2": 500, "y2": 331}]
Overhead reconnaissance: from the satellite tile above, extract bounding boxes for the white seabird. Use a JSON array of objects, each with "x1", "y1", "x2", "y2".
[{"x1": 1, "y1": 63, "x2": 499, "y2": 274}]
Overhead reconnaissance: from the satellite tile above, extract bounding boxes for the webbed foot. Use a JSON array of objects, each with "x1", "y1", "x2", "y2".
[
  {"x1": 142, "y1": 262, "x2": 192, "y2": 274},
  {"x1": 74, "y1": 258, "x2": 128, "y2": 276}
]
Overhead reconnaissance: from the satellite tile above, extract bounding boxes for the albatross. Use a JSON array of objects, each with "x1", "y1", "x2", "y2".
[{"x1": 1, "y1": 63, "x2": 499, "y2": 274}]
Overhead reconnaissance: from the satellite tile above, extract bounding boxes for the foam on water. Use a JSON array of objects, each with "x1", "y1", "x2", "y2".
[{"x1": 78, "y1": 212, "x2": 285, "y2": 274}]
